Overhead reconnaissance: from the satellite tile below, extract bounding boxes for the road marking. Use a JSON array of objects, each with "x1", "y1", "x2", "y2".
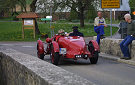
[
  {"x1": 0, "y1": 44, "x2": 35, "y2": 48},
  {"x1": 22, "y1": 46, "x2": 35, "y2": 48},
  {"x1": 0, "y1": 44, "x2": 14, "y2": 46}
]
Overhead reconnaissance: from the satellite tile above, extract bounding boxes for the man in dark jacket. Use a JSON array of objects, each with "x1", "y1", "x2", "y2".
[
  {"x1": 120, "y1": 14, "x2": 135, "y2": 60},
  {"x1": 69, "y1": 26, "x2": 84, "y2": 37}
]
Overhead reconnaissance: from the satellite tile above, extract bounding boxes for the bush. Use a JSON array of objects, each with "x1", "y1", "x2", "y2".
[
  {"x1": 71, "y1": 20, "x2": 80, "y2": 23},
  {"x1": 13, "y1": 16, "x2": 19, "y2": 21},
  {"x1": 89, "y1": 20, "x2": 94, "y2": 23},
  {"x1": 12, "y1": 12, "x2": 19, "y2": 21},
  {"x1": 56, "y1": 19, "x2": 69, "y2": 23},
  {"x1": 69, "y1": 9, "x2": 78, "y2": 21}
]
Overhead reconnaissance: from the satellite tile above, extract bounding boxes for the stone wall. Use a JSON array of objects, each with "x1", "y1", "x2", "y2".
[
  {"x1": 0, "y1": 48, "x2": 95, "y2": 85},
  {"x1": 99, "y1": 38, "x2": 135, "y2": 60},
  {"x1": 100, "y1": 38, "x2": 123, "y2": 57}
]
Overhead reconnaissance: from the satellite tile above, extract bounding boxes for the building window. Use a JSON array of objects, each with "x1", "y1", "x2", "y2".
[{"x1": 59, "y1": 13, "x2": 66, "y2": 20}]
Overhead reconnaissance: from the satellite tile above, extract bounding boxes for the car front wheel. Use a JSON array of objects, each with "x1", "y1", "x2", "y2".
[
  {"x1": 89, "y1": 51, "x2": 99, "y2": 64},
  {"x1": 50, "y1": 45, "x2": 60, "y2": 65},
  {"x1": 88, "y1": 42, "x2": 99, "y2": 64},
  {"x1": 37, "y1": 44, "x2": 44, "y2": 60}
]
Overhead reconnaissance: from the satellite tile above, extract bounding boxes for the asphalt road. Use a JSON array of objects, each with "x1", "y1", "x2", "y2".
[{"x1": 0, "y1": 41, "x2": 135, "y2": 85}]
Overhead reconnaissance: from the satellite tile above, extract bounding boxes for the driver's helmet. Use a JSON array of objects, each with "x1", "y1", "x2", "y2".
[{"x1": 58, "y1": 29, "x2": 65, "y2": 35}]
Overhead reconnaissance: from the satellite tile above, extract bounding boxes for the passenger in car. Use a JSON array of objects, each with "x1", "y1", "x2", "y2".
[
  {"x1": 58, "y1": 29, "x2": 65, "y2": 36},
  {"x1": 54, "y1": 29, "x2": 65, "y2": 41}
]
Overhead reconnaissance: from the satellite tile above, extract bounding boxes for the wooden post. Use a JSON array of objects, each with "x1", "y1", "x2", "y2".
[
  {"x1": 22, "y1": 18, "x2": 36, "y2": 39},
  {"x1": 22, "y1": 19, "x2": 24, "y2": 39},
  {"x1": 33, "y1": 19, "x2": 36, "y2": 39}
]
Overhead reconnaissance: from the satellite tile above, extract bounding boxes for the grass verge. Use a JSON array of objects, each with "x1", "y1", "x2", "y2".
[{"x1": 0, "y1": 21, "x2": 118, "y2": 41}]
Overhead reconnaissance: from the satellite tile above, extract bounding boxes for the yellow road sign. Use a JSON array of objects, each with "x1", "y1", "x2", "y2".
[
  {"x1": 50, "y1": 26, "x2": 55, "y2": 29},
  {"x1": 101, "y1": 0, "x2": 120, "y2": 8}
]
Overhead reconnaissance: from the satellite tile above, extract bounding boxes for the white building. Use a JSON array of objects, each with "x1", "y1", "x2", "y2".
[{"x1": 116, "y1": 0, "x2": 130, "y2": 11}]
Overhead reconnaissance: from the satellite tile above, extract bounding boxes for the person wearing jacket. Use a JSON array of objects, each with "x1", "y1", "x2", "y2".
[
  {"x1": 120, "y1": 14, "x2": 135, "y2": 60},
  {"x1": 69, "y1": 26, "x2": 84, "y2": 37}
]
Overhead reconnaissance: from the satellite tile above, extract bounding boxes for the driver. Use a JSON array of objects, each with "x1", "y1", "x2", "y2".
[{"x1": 69, "y1": 26, "x2": 84, "y2": 37}]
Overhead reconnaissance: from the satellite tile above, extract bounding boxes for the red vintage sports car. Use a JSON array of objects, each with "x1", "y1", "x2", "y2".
[{"x1": 37, "y1": 34, "x2": 100, "y2": 65}]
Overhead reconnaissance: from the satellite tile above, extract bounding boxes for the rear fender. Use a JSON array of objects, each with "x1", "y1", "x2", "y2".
[
  {"x1": 37, "y1": 40, "x2": 44, "y2": 54},
  {"x1": 89, "y1": 40, "x2": 100, "y2": 52},
  {"x1": 52, "y1": 41, "x2": 59, "y2": 52}
]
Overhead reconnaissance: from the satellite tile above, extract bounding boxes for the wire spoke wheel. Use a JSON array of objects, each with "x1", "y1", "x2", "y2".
[
  {"x1": 37, "y1": 44, "x2": 44, "y2": 60},
  {"x1": 50, "y1": 45, "x2": 55, "y2": 63},
  {"x1": 50, "y1": 45, "x2": 60, "y2": 65}
]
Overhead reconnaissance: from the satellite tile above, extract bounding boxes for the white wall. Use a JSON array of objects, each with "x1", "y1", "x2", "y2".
[{"x1": 115, "y1": 0, "x2": 130, "y2": 11}]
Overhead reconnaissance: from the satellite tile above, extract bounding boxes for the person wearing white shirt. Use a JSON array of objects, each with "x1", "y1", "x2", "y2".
[{"x1": 94, "y1": 12, "x2": 107, "y2": 44}]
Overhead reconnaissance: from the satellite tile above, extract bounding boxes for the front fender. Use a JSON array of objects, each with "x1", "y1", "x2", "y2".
[
  {"x1": 37, "y1": 40, "x2": 44, "y2": 54},
  {"x1": 89, "y1": 40, "x2": 100, "y2": 52},
  {"x1": 52, "y1": 41, "x2": 59, "y2": 52}
]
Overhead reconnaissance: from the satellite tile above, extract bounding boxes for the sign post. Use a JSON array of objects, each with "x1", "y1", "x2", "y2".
[
  {"x1": 41, "y1": 16, "x2": 53, "y2": 37},
  {"x1": 101, "y1": 0, "x2": 120, "y2": 38},
  {"x1": 16, "y1": 12, "x2": 39, "y2": 39},
  {"x1": 110, "y1": 9, "x2": 113, "y2": 38},
  {"x1": 22, "y1": 19, "x2": 36, "y2": 39},
  {"x1": 50, "y1": 6, "x2": 53, "y2": 38}
]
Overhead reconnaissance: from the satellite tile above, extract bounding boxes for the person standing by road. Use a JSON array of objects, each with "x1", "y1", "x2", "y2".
[
  {"x1": 94, "y1": 11, "x2": 107, "y2": 45},
  {"x1": 120, "y1": 14, "x2": 135, "y2": 60}
]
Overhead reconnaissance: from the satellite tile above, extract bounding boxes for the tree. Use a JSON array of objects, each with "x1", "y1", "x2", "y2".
[
  {"x1": 36, "y1": 0, "x2": 96, "y2": 27},
  {"x1": 18, "y1": 0, "x2": 27, "y2": 12},
  {"x1": 129, "y1": 0, "x2": 135, "y2": 8},
  {"x1": 30, "y1": 0, "x2": 38, "y2": 12},
  {"x1": 0, "y1": 0, "x2": 27, "y2": 13},
  {"x1": 129, "y1": 0, "x2": 135, "y2": 12},
  {"x1": 129, "y1": 0, "x2": 135, "y2": 19},
  {"x1": 59, "y1": 0, "x2": 95, "y2": 27},
  {"x1": 69, "y1": 8, "x2": 78, "y2": 21},
  {"x1": 30, "y1": 0, "x2": 40, "y2": 34}
]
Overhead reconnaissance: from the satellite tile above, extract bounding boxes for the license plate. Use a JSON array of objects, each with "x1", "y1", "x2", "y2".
[{"x1": 60, "y1": 48, "x2": 66, "y2": 54}]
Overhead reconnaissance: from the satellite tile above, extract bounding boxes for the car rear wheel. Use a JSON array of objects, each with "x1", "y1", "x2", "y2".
[
  {"x1": 50, "y1": 45, "x2": 60, "y2": 65},
  {"x1": 37, "y1": 44, "x2": 44, "y2": 60},
  {"x1": 88, "y1": 42, "x2": 99, "y2": 64}
]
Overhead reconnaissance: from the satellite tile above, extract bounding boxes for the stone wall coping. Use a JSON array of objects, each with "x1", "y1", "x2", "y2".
[{"x1": 0, "y1": 48, "x2": 95, "y2": 85}]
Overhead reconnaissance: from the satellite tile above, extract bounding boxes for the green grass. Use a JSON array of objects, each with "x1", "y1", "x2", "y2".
[
  {"x1": 0, "y1": 21, "x2": 118, "y2": 41},
  {"x1": 105, "y1": 19, "x2": 120, "y2": 24}
]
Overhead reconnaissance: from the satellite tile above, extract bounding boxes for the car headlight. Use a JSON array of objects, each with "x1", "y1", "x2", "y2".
[
  {"x1": 76, "y1": 55, "x2": 82, "y2": 58},
  {"x1": 85, "y1": 55, "x2": 87, "y2": 58}
]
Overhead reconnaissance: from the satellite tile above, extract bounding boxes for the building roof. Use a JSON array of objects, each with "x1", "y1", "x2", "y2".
[{"x1": 16, "y1": 12, "x2": 39, "y2": 18}]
